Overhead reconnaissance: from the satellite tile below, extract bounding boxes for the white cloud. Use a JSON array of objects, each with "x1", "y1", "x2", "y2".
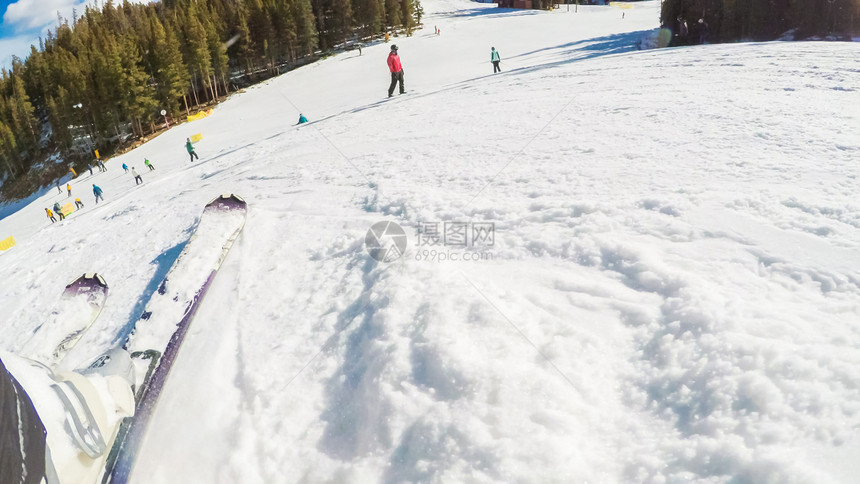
[
  {"x1": 0, "y1": 33, "x2": 40, "y2": 68},
  {"x1": 3, "y1": 0, "x2": 81, "y2": 32}
]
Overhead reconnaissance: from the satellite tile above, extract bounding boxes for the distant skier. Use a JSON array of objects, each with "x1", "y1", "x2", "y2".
[
  {"x1": 132, "y1": 167, "x2": 143, "y2": 185},
  {"x1": 674, "y1": 16, "x2": 689, "y2": 46},
  {"x1": 97, "y1": 160, "x2": 107, "y2": 172},
  {"x1": 56, "y1": 181, "x2": 61, "y2": 194},
  {"x1": 145, "y1": 159, "x2": 155, "y2": 171},
  {"x1": 122, "y1": 163, "x2": 129, "y2": 173},
  {"x1": 696, "y1": 18, "x2": 709, "y2": 44},
  {"x1": 75, "y1": 198, "x2": 84, "y2": 209},
  {"x1": 185, "y1": 138, "x2": 199, "y2": 162},
  {"x1": 297, "y1": 113, "x2": 308, "y2": 124},
  {"x1": 387, "y1": 45, "x2": 405, "y2": 98},
  {"x1": 53, "y1": 202, "x2": 65, "y2": 221},
  {"x1": 358, "y1": 44, "x2": 362, "y2": 56},
  {"x1": 46, "y1": 207, "x2": 56, "y2": 223},
  {"x1": 88, "y1": 163, "x2": 94, "y2": 176},
  {"x1": 67, "y1": 184, "x2": 72, "y2": 197},
  {"x1": 93, "y1": 184, "x2": 104, "y2": 204},
  {"x1": 491, "y1": 47, "x2": 501, "y2": 73}
]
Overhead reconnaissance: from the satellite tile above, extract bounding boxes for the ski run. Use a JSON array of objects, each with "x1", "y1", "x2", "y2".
[{"x1": 2, "y1": 0, "x2": 860, "y2": 482}]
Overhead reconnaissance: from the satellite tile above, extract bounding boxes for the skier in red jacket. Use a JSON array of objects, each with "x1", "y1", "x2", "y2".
[{"x1": 387, "y1": 45, "x2": 405, "y2": 98}]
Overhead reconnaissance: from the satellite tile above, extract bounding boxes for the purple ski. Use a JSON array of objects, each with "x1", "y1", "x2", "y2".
[
  {"x1": 20, "y1": 273, "x2": 109, "y2": 368},
  {"x1": 101, "y1": 194, "x2": 246, "y2": 484}
]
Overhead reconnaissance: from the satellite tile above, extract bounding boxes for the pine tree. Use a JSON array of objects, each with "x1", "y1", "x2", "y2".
[
  {"x1": 385, "y1": 0, "x2": 403, "y2": 33},
  {"x1": 247, "y1": 0, "x2": 275, "y2": 74},
  {"x1": 203, "y1": 7, "x2": 229, "y2": 97},
  {"x1": 335, "y1": 0, "x2": 355, "y2": 47},
  {"x1": 46, "y1": 94, "x2": 73, "y2": 152},
  {"x1": 270, "y1": 0, "x2": 297, "y2": 66},
  {"x1": 90, "y1": 29, "x2": 125, "y2": 138},
  {"x1": 185, "y1": 7, "x2": 215, "y2": 103},
  {"x1": 118, "y1": 35, "x2": 158, "y2": 137},
  {"x1": 353, "y1": 0, "x2": 385, "y2": 37},
  {"x1": 0, "y1": 120, "x2": 22, "y2": 178},
  {"x1": 235, "y1": 0, "x2": 257, "y2": 75},
  {"x1": 150, "y1": 14, "x2": 190, "y2": 117},
  {"x1": 293, "y1": 0, "x2": 319, "y2": 57},
  {"x1": 22, "y1": 46, "x2": 47, "y2": 108},
  {"x1": 6, "y1": 66, "x2": 39, "y2": 154},
  {"x1": 400, "y1": 0, "x2": 416, "y2": 35}
]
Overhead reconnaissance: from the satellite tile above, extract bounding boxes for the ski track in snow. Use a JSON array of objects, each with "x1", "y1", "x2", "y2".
[{"x1": 2, "y1": 0, "x2": 860, "y2": 482}]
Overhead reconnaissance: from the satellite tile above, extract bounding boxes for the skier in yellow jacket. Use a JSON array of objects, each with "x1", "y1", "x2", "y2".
[{"x1": 45, "y1": 208, "x2": 56, "y2": 223}]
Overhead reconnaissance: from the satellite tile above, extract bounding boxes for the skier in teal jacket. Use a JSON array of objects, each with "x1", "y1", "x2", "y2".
[
  {"x1": 491, "y1": 47, "x2": 501, "y2": 73},
  {"x1": 93, "y1": 184, "x2": 104, "y2": 204},
  {"x1": 185, "y1": 138, "x2": 199, "y2": 162}
]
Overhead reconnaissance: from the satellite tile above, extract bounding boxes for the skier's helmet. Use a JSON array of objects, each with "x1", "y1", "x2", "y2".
[{"x1": 391, "y1": 44, "x2": 398, "y2": 51}]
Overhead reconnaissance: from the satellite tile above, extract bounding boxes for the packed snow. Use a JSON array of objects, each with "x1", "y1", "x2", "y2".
[{"x1": 2, "y1": 0, "x2": 860, "y2": 482}]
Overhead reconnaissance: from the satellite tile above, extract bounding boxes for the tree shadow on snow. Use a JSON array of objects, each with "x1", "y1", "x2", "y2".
[
  {"x1": 316, "y1": 257, "x2": 398, "y2": 461},
  {"x1": 207, "y1": 141, "x2": 258, "y2": 163},
  {"x1": 506, "y1": 29, "x2": 655, "y2": 64},
  {"x1": 112, "y1": 238, "x2": 189, "y2": 345},
  {"x1": 432, "y1": 6, "x2": 540, "y2": 20}
]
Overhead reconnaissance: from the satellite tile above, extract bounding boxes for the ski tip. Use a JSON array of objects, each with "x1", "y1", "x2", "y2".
[
  {"x1": 66, "y1": 273, "x2": 108, "y2": 290},
  {"x1": 206, "y1": 194, "x2": 246, "y2": 211}
]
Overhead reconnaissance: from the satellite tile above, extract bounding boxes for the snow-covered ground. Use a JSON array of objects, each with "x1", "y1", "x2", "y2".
[{"x1": 2, "y1": 0, "x2": 860, "y2": 482}]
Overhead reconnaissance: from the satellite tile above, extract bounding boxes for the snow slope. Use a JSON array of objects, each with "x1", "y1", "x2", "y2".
[{"x1": 2, "y1": 0, "x2": 860, "y2": 482}]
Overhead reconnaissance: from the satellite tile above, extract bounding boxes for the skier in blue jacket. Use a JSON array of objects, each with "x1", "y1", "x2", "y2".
[
  {"x1": 93, "y1": 184, "x2": 104, "y2": 204},
  {"x1": 491, "y1": 47, "x2": 501, "y2": 73},
  {"x1": 53, "y1": 202, "x2": 65, "y2": 221},
  {"x1": 297, "y1": 114, "x2": 308, "y2": 124}
]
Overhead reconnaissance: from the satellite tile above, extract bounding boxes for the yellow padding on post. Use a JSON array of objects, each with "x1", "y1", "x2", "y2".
[
  {"x1": 0, "y1": 236, "x2": 16, "y2": 251},
  {"x1": 61, "y1": 203, "x2": 75, "y2": 217},
  {"x1": 190, "y1": 133, "x2": 203, "y2": 143}
]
